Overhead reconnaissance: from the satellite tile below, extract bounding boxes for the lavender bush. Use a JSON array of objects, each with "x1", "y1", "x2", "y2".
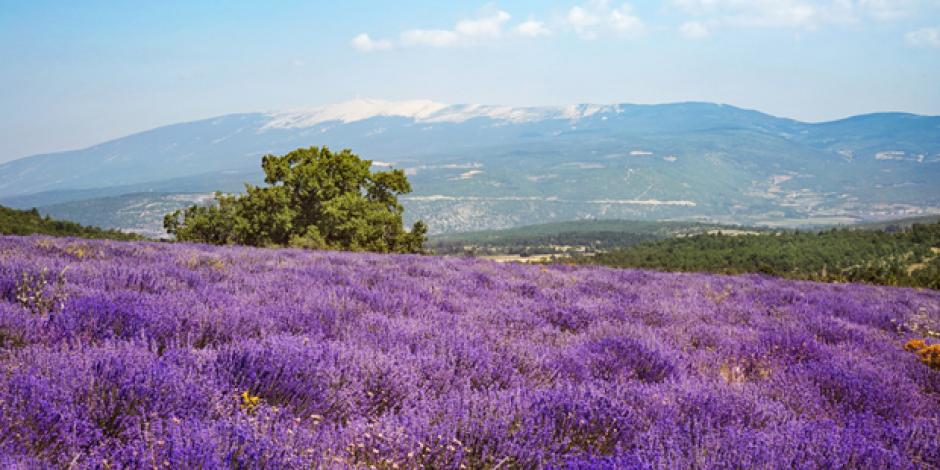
[{"x1": 0, "y1": 235, "x2": 938, "y2": 469}]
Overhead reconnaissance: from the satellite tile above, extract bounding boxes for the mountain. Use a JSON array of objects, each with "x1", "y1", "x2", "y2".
[{"x1": 2, "y1": 99, "x2": 938, "y2": 235}]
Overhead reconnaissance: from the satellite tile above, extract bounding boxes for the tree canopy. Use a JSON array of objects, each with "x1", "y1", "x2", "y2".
[
  {"x1": 581, "y1": 222, "x2": 940, "y2": 290},
  {"x1": 164, "y1": 147, "x2": 426, "y2": 253},
  {"x1": 1, "y1": 204, "x2": 139, "y2": 240}
]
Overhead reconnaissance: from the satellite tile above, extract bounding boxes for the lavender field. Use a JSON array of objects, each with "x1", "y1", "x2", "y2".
[{"x1": 0, "y1": 235, "x2": 938, "y2": 469}]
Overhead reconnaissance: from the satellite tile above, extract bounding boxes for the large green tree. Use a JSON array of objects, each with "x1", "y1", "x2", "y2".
[{"x1": 164, "y1": 146, "x2": 427, "y2": 253}]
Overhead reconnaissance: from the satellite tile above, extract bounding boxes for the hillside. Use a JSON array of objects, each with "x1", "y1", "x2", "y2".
[
  {"x1": 0, "y1": 204, "x2": 139, "y2": 240},
  {"x1": 583, "y1": 222, "x2": 940, "y2": 289},
  {"x1": 0, "y1": 236, "x2": 937, "y2": 467},
  {"x1": 427, "y1": 219, "x2": 744, "y2": 256},
  {"x1": 2, "y1": 99, "x2": 938, "y2": 235},
  {"x1": 36, "y1": 193, "x2": 214, "y2": 239},
  {"x1": 852, "y1": 214, "x2": 940, "y2": 231}
]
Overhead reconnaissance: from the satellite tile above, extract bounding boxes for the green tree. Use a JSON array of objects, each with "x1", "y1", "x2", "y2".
[
  {"x1": 0, "y1": 204, "x2": 138, "y2": 240},
  {"x1": 164, "y1": 146, "x2": 427, "y2": 253}
]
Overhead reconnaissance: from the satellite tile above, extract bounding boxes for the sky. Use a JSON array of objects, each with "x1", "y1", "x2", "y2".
[{"x1": 1, "y1": 0, "x2": 939, "y2": 163}]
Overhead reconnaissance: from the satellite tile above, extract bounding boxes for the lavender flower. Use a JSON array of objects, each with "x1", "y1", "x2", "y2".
[{"x1": 0, "y1": 235, "x2": 937, "y2": 468}]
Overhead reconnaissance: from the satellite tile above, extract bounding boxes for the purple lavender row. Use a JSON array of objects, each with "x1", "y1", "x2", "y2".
[{"x1": 0, "y1": 235, "x2": 938, "y2": 469}]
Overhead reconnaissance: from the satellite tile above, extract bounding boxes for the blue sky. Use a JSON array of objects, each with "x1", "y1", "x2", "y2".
[{"x1": 1, "y1": 0, "x2": 939, "y2": 162}]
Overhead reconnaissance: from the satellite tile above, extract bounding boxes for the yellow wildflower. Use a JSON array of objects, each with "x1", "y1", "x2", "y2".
[{"x1": 240, "y1": 391, "x2": 261, "y2": 414}]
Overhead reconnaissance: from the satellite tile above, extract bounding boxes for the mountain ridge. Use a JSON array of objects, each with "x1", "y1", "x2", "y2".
[
  {"x1": 2, "y1": 99, "x2": 938, "y2": 235},
  {"x1": 8, "y1": 99, "x2": 937, "y2": 169}
]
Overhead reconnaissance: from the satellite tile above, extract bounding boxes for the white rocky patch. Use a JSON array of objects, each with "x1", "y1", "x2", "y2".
[
  {"x1": 456, "y1": 170, "x2": 483, "y2": 180},
  {"x1": 262, "y1": 99, "x2": 448, "y2": 129},
  {"x1": 403, "y1": 195, "x2": 695, "y2": 206},
  {"x1": 525, "y1": 174, "x2": 558, "y2": 182},
  {"x1": 438, "y1": 163, "x2": 483, "y2": 169},
  {"x1": 875, "y1": 151, "x2": 906, "y2": 161},
  {"x1": 211, "y1": 128, "x2": 244, "y2": 144},
  {"x1": 588, "y1": 198, "x2": 696, "y2": 206},
  {"x1": 261, "y1": 98, "x2": 620, "y2": 130},
  {"x1": 562, "y1": 162, "x2": 605, "y2": 169}
]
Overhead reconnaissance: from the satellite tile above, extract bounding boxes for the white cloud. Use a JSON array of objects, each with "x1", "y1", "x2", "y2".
[
  {"x1": 455, "y1": 10, "x2": 511, "y2": 38},
  {"x1": 400, "y1": 10, "x2": 511, "y2": 48},
  {"x1": 858, "y1": 0, "x2": 923, "y2": 21},
  {"x1": 352, "y1": 1, "x2": 940, "y2": 50},
  {"x1": 355, "y1": 9, "x2": 559, "y2": 51},
  {"x1": 351, "y1": 33, "x2": 392, "y2": 52},
  {"x1": 566, "y1": 1, "x2": 645, "y2": 38},
  {"x1": 679, "y1": 20, "x2": 710, "y2": 38},
  {"x1": 672, "y1": 0, "x2": 824, "y2": 29},
  {"x1": 906, "y1": 27, "x2": 940, "y2": 48},
  {"x1": 671, "y1": 0, "x2": 938, "y2": 35},
  {"x1": 353, "y1": 3, "x2": 655, "y2": 51},
  {"x1": 567, "y1": 6, "x2": 601, "y2": 33},
  {"x1": 515, "y1": 19, "x2": 551, "y2": 37},
  {"x1": 608, "y1": 5, "x2": 644, "y2": 32},
  {"x1": 399, "y1": 29, "x2": 461, "y2": 47}
]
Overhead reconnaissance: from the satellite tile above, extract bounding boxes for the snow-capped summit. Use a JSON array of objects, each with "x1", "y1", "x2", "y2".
[
  {"x1": 262, "y1": 98, "x2": 617, "y2": 129},
  {"x1": 263, "y1": 98, "x2": 449, "y2": 129}
]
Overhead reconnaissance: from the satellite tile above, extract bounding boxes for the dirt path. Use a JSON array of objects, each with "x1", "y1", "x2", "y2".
[{"x1": 906, "y1": 246, "x2": 940, "y2": 275}]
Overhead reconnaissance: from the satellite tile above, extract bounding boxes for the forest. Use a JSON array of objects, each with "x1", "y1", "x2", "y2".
[
  {"x1": 5, "y1": 198, "x2": 939, "y2": 290},
  {"x1": 0, "y1": 205, "x2": 138, "y2": 240},
  {"x1": 427, "y1": 219, "x2": 737, "y2": 256},
  {"x1": 581, "y1": 222, "x2": 940, "y2": 289}
]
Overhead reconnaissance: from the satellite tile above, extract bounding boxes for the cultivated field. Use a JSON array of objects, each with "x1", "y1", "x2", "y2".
[{"x1": 0, "y1": 236, "x2": 938, "y2": 468}]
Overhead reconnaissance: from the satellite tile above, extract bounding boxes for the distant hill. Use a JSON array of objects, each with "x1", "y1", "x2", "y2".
[
  {"x1": 581, "y1": 221, "x2": 940, "y2": 289},
  {"x1": 427, "y1": 219, "x2": 747, "y2": 256},
  {"x1": 37, "y1": 192, "x2": 214, "y2": 239},
  {"x1": 0, "y1": 204, "x2": 140, "y2": 240},
  {"x1": 1, "y1": 99, "x2": 938, "y2": 235},
  {"x1": 851, "y1": 214, "x2": 940, "y2": 231}
]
